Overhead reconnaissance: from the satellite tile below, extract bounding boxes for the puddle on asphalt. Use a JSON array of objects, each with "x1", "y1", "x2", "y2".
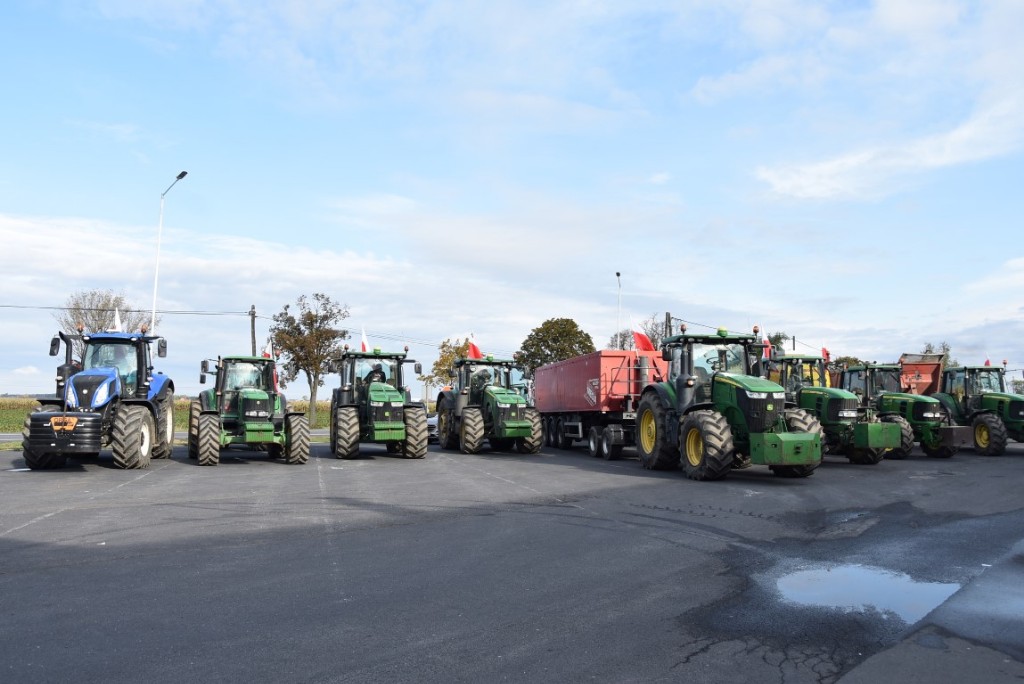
[{"x1": 776, "y1": 564, "x2": 960, "y2": 623}]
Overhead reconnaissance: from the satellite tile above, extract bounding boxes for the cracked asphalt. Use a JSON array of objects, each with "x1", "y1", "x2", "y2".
[{"x1": 2, "y1": 441, "x2": 1023, "y2": 683}]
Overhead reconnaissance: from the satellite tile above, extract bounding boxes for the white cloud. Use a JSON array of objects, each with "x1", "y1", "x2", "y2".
[
  {"x1": 648, "y1": 172, "x2": 671, "y2": 185},
  {"x1": 13, "y1": 366, "x2": 39, "y2": 376}
]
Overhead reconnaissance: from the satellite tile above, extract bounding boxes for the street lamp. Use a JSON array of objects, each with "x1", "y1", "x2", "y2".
[
  {"x1": 150, "y1": 171, "x2": 188, "y2": 333},
  {"x1": 615, "y1": 271, "x2": 622, "y2": 350}
]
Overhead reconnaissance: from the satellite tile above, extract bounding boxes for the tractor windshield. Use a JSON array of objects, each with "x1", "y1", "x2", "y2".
[
  {"x1": 223, "y1": 361, "x2": 266, "y2": 390},
  {"x1": 873, "y1": 368, "x2": 902, "y2": 393},
  {"x1": 972, "y1": 370, "x2": 1004, "y2": 393},
  {"x1": 357, "y1": 358, "x2": 398, "y2": 386},
  {"x1": 84, "y1": 342, "x2": 138, "y2": 391},
  {"x1": 693, "y1": 342, "x2": 749, "y2": 376}
]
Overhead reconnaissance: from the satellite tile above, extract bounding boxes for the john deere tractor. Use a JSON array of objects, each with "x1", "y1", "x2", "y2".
[
  {"x1": 768, "y1": 353, "x2": 900, "y2": 464},
  {"x1": 22, "y1": 329, "x2": 174, "y2": 470},
  {"x1": 328, "y1": 346, "x2": 428, "y2": 459},
  {"x1": 838, "y1": 363, "x2": 971, "y2": 458},
  {"x1": 636, "y1": 326, "x2": 822, "y2": 481},
  {"x1": 931, "y1": 363, "x2": 1024, "y2": 456},
  {"x1": 187, "y1": 355, "x2": 309, "y2": 466},
  {"x1": 435, "y1": 356, "x2": 543, "y2": 454}
]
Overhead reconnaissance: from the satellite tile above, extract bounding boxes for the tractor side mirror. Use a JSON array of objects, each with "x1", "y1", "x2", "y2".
[
  {"x1": 49, "y1": 336, "x2": 60, "y2": 357},
  {"x1": 199, "y1": 373, "x2": 206, "y2": 385},
  {"x1": 157, "y1": 339, "x2": 167, "y2": 358},
  {"x1": 662, "y1": 348, "x2": 672, "y2": 361},
  {"x1": 328, "y1": 359, "x2": 339, "y2": 373},
  {"x1": 414, "y1": 362, "x2": 422, "y2": 375}
]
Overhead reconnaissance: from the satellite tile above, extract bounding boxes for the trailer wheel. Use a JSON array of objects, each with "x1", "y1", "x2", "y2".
[
  {"x1": 187, "y1": 400, "x2": 201, "y2": 460},
  {"x1": 544, "y1": 417, "x2": 556, "y2": 447},
  {"x1": 587, "y1": 426, "x2": 604, "y2": 458},
  {"x1": 333, "y1": 406, "x2": 360, "y2": 459},
  {"x1": 636, "y1": 395, "x2": 679, "y2": 470},
  {"x1": 402, "y1": 406, "x2": 428, "y2": 459},
  {"x1": 460, "y1": 407, "x2": 485, "y2": 454},
  {"x1": 112, "y1": 405, "x2": 153, "y2": 470},
  {"x1": 516, "y1": 408, "x2": 543, "y2": 454},
  {"x1": 972, "y1": 413, "x2": 1008, "y2": 456},
  {"x1": 22, "y1": 406, "x2": 68, "y2": 470},
  {"x1": 197, "y1": 413, "x2": 221, "y2": 466},
  {"x1": 152, "y1": 392, "x2": 175, "y2": 459},
  {"x1": 284, "y1": 414, "x2": 310, "y2": 464},
  {"x1": 555, "y1": 418, "x2": 573, "y2": 450},
  {"x1": 601, "y1": 427, "x2": 623, "y2": 460},
  {"x1": 679, "y1": 411, "x2": 733, "y2": 481},
  {"x1": 880, "y1": 414, "x2": 914, "y2": 459}
]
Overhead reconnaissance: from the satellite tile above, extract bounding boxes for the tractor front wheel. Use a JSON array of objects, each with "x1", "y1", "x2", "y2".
[
  {"x1": 847, "y1": 447, "x2": 885, "y2": 465},
  {"x1": 460, "y1": 407, "x2": 485, "y2": 454},
  {"x1": 284, "y1": 414, "x2": 310, "y2": 464},
  {"x1": 636, "y1": 395, "x2": 679, "y2": 470},
  {"x1": 516, "y1": 408, "x2": 543, "y2": 454},
  {"x1": 22, "y1": 406, "x2": 67, "y2": 470},
  {"x1": 197, "y1": 413, "x2": 221, "y2": 466},
  {"x1": 112, "y1": 405, "x2": 154, "y2": 470},
  {"x1": 972, "y1": 413, "x2": 1008, "y2": 456},
  {"x1": 437, "y1": 402, "x2": 458, "y2": 450},
  {"x1": 880, "y1": 414, "x2": 915, "y2": 459},
  {"x1": 333, "y1": 406, "x2": 360, "y2": 459},
  {"x1": 402, "y1": 406, "x2": 428, "y2": 459},
  {"x1": 187, "y1": 400, "x2": 201, "y2": 460},
  {"x1": 679, "y1": 411, "x2": 733, "y2": 481},
  {"x1": 152, "y1": 393, "x2": 175, "y2": 459}
]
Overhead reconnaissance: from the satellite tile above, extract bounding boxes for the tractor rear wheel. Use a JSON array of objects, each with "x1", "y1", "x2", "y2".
[
  {"x1": 197, "y1": 413, "x2": 221, "y2": 466},
  {"x1": 22, "y1": 406, "x2": 67, "y2": 470},
  {"x1": 587, "y1": 426, "x2": 604, "y2": 458},
  {"x1": 880, "y1": 414, "x2": 915, "y2": 459},
  {"x1": 284, "y1": 414, "x2": 310, "y2": 464},
  {"x1": 601, "y1": 427, "x2": 623, "y2": 460},
  {"x1": 972, "y1": 413, "x2": 1008, "y2": 456},
  {"x1": 402, "y1": 406, "x2": 428, "y2": 459},
  {"x1": 516, "y1": 408, "x2": 543, "y2": 454},
  {"x1": 460, "y1": 407, "x2": 485, "y2": 454},
  {"x1": 679, "y1": 411, "x2": 734, "y2": 481},
  {"x1": 636, "y1": 395, "x2": 679, "y2": 470},
  {"x1": 187, "y1": 400, "x2": 201, "y2": 460},
  {"x1": 152, "y1": 393, "x2": 175, "y2": 459},
  {"x1": 333, "y1": 406, "x2": 360, "y2": 459},
  {"x1": 112, "y1": 405, "x2": 153, "y2": 469},
  {"x1": 437, "y1": 402, "x2": 458, "y2": 450}
]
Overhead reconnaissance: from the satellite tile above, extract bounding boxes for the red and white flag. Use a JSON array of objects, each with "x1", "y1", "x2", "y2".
[
  {"x1": 262, "y1": 339, "x2": 274, "y2": 358},
  {"x1": 361, "y1": 326, "x2": 369, "y2": 352},
  {"x1": 468, "y1": 335, "x2": 484, "y2": 359},
  {"x1": 632, "y1": 327, "x2": 655, "y2": 352},
  {"x1": 760, "y1": 323, "x2": 772, "y2": 359}
]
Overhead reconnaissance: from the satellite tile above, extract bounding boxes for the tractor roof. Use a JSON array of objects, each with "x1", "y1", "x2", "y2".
[
  {"x1": 221, "y1": 355, "x2": 276, "y2": 363},
  {"x1": 453, "y1": 356, "x2": 516, "y2": 368},
  {"x1": 847, "y1": 363, "x2": 901, "y2": 371},
  {"x1": 664, "y1": 328, "x2": 755, "y2": 345},
  {"x1": 82, "y1": 331, "x2": 161, "y2": 344},
  {"x1": 336, "y1": 349, "x2": 407, "y2": 361},
  {"x1": 774, "y1": 354, "x2": 824, "y2": 362},
  {"x1": 948, "y1": 365, "x2": 1004, "y2": 371}
]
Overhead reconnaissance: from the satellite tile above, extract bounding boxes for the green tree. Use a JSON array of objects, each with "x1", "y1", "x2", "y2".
[
  {"x1": 832, "y1": 355, "x2": 865, "y2": 369},
  {"x1": 518, "y1": 318, "x2": 595, "y2": 376},
  {"x1": 922, "y1": 341, "x2": 958, "y2": 367},
  {"x1": 270, "y1": 293, "x2": 349, "y2": 424},
  {"x1": 421, "y1": 337, "x2": 472, "y2": 390},
  {"x1": 54, "y1": 289, "x2": 158, "y2": 361}
]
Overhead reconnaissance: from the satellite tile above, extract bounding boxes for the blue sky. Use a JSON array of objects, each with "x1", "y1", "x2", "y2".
[{"x1": 2, "y1": 0, "x2": 1022, "y2": 398}]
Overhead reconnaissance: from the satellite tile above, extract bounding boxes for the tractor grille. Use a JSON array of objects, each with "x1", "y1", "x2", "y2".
[
  {"x1": 736, "y1": 393, "x2": 780, "y2": 433},
  {"x1": 826, "y1": 397, "x2": 859, "y2": 422},
  {"x1": 1008, "y1": 400, "x2": 1024, "y2": 421},
  {"x1": 70, "y1": 376, "x2": 108, "y2": 409},
  {"x1": 498, "y1": 404, "x2": 524, "y2": 424},
  {"x1": 242, "y1": 396, "x2": 271, "y2": 419},
  {"x1": 911, "y1": 402, "x2": 938, "y2": 421},
  {"x1": 372, "y1": 403, "x2": 404, "y2": 424}
]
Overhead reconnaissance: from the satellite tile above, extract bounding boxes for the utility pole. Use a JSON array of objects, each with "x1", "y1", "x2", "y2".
[{"x1": 250, "y1": 305, "x2": 257, "y2": 356}]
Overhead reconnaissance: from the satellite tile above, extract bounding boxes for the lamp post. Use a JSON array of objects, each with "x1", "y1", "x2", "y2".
[
  {"x1": 615, "y1": 271, "x2": 622, "y2": 350},
  {"x1": 150, "y1": 171, "x2": 188, "y2": 333}
]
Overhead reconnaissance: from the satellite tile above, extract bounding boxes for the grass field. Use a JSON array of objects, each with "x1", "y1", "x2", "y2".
[{"x1": 0, "y1": 397, "x2": 333, "y2": 450}]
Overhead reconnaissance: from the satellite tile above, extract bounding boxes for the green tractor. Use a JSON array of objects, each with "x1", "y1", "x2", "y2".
[
  {"x1": 768, "y1": 353, "x2": 901, "y2": 465},
  {"x1": 435, "y1": 356, "x2": 543, "y2": 454},
  {"x1": 838, "y1": 363, "x2": 971, "y2": 459},
  {"x1": 931, "y1": 363, "x2": 1024, "y2": 455},
  {"x1": 187, "y1": 355, "x2": 310, "y2": 466},
  {"x1": 328, "y1": 346, "x2": 428, "y2": 459},
  {"x1": 636, "y1": 326, "x2": 822, "y2": 481}
]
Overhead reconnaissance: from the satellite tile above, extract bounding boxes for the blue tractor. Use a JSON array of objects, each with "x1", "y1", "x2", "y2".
[{"x1": 22, "y1": 329, "x2": 175, "y2": 470}]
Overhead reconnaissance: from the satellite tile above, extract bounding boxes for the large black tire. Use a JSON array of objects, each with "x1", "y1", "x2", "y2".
[
  {"x1": 187, "y1": 400, "x2": 201, "y2": 460},
  {"x1": 112, "y1": 405, "x2": 154, "y2": 470},
  {"x1": 460, "y1": 407, "x2": 485, "y2": 454},
  {"x1": 587, "y1": 426, "x2": 604, "y2": 458},
  {"x1": 601, "y1": 427, "x2": 624, "y2": 460},
  {"x1": 402, "y1": 406, "x2": 428, "y2": 459},
  {"x1": 544, "y1": 417, "x2": 556, "y2": 447},
  {"x1": 333, "y1": 406, "x2": 360, "y2": 459},
  {"x1": 555, "y1": 418, "x2": 573, "y2": 450},
  {"x1": 152, "y1": 393, "x2": 175, "y2": 459},
  {"x1": 771, "y1": 409, "x2": 822, "y2": 478},
  {"x1": 516, "y1": 408, "x2": 543, "y2": 454},
  {"x1": 636, "y1": 394, "x2": 679, "y2": 470},
  {"x1": 196, "y1": 413, "x2": 221, "y2": 466},
  {"x1": 880, "y1": 414, "x2": 914, "y2": 459},
  {"x1": 846, "y1": 446, "x2": 885, "y2": 465},
  {"x1": 972, "y1": 413, "x2": 1008, "y2": 456},
  {"x1": 284, "y1": 414, "x2": 310, "y2": 464},
  {"x1": 438, "y1": 403, "x2": 459, "y2": 450},
  {"x1": 22, "y1": 406, "x2": 68, "y2": 470},
  {"x1": 679, "y1": 411, "x2": 734, "y2": 481}
]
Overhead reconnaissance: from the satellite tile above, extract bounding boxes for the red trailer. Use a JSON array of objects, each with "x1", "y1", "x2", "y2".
[{"x1": 534, "y1": 349, "x2": 668, "y2": 459}]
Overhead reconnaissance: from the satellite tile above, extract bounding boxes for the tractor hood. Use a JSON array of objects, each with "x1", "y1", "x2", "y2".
[
  {"x1": 800, "y1": 386, "x2": 859, "y2": 401},
  {"x1": 485, "y1": 386, "x2": 527, "y2": 405},
  {"x1": 715, "y1": 372, "x2": 786, "y2": 396},
  {"x1": 65, "y1": 368, "x2": 120, "y2": 410},
  {"x1": 367, "y1": 382, "x2": 405, "y2": 404}
]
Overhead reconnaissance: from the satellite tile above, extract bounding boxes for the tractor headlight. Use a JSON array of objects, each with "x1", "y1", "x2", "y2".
[
  {"x1": 746, "y1": 391, "x2": 767, "y2": 399},
  {"x1": 370, "y1": 401, "x2": 384, "y2": 407},
  {"x1": 838, "y1": 409, "x2": 858, "y2": 419},
  {"x1": 922, "y1": 411, "x2": 943, "y2": 419},
  {"x1": 774, "y1": 392, "x2": 786, "y2": 400},
  {"x1": 66, "y1": 386, "x2": 80, "y2": 408},
  {"x1": 92, "y1": 382, "x2": 110, "y2": 407},
  {"x1": 497, "y1": 402, "x2": 511, "y2": 408}
]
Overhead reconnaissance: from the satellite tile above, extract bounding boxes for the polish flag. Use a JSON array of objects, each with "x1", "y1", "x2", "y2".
[
  {"x1": 468, "y1": 335, "x2": 484, "y2": 359},
  {"x1": 263, "y1": 339, "x2": 274, "y2": 358},
  {"x1": 984, "y1": 359, "x2": 991, "y2": 366},
  {"x1": 760, "y1": 323, "x2": 772, "y2": 359},
  {"x1": 361, "y1": 326, "x2": 369, "y2": 352},
  {"x1": 112, "y1": 308, "x2": 123, "y2": 332},
  {"x1": 632, "y1": 327, "x2": 655, "y2": 352}
]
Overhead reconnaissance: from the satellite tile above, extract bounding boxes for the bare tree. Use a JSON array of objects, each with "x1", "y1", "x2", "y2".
[{"x1": 54, "y1": 289, "x2": 156, "y2": 361}]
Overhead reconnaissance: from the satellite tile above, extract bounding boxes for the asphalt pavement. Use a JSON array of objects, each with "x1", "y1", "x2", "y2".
[{"x1": 2, "y1": 441, "x2": 1023, "y2": 683}]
